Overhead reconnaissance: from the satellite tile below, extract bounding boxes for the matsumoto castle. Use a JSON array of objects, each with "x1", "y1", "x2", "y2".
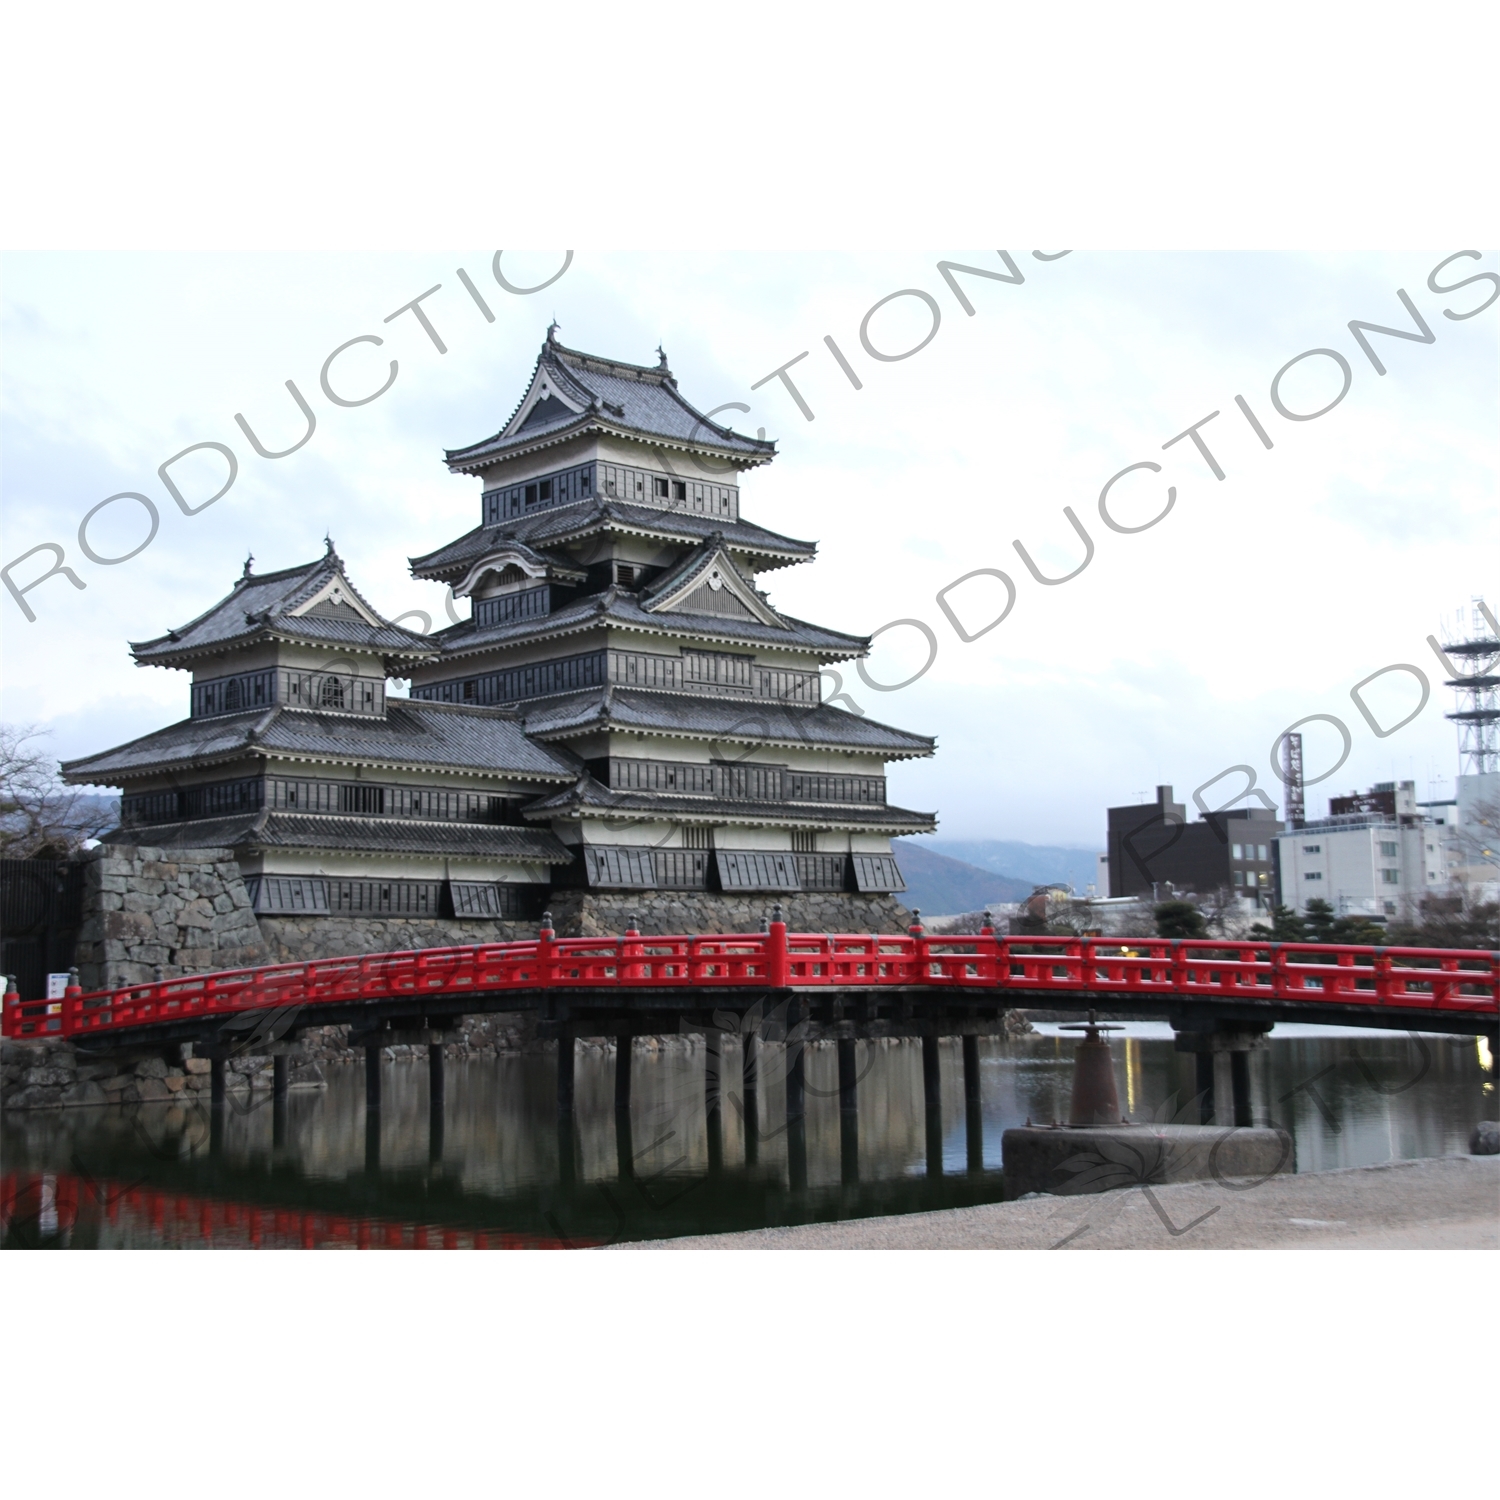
[{"x1": 66, "y1": 331, "x2": 937, "y2": 931}]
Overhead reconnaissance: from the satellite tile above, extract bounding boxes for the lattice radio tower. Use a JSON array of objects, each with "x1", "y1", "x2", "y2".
[
  {"x1": 1439, "y1": 599, "x2": 1500, "y2": 776},
  {"x1": 1280, "y1": 731, "x2": 1305, "y2": 827}
]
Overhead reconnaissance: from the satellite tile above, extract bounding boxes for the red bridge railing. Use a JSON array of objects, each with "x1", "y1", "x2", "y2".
[{"x1": 5, "y1": 926, "x2": 1497, "y2": 1042}]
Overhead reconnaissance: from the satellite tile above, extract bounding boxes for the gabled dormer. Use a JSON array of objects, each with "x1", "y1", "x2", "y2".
[
  {"x1": 449, "y1": 540, "x2": 588, "y2": 629},
  {"x1": 640, "y1": 538, "x2": 788, "y2": 628},
  {"x1": 130, "y1": 543, "x2": 436, "y2": 720}
]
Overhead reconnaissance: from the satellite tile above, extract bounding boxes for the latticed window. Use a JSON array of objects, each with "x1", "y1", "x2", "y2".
[
  {"x1": 681, "y1": 825, "x2": 713, "y2": 850},
  {"x1": 224, "y1": 678, "x2": 243, "y2": 711},
  {"x1": 791, "y1": 830, "x2": 817, "y2": 852},
  {"x1": 320, "y1": 676, "x2": 345, "y2": 709}
]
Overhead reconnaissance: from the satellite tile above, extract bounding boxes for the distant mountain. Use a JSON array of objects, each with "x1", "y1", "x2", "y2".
[
  {"x1": 926, "y1": 839, "x2": 1100, "y2": 894},
  {"x1": 897, "y1": 843, "x2": 1032, "y2": 917}
]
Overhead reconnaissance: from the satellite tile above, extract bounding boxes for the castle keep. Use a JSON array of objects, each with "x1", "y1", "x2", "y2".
[{"x1": 64, "y1": 332, "x2": 937, "y2": 944}]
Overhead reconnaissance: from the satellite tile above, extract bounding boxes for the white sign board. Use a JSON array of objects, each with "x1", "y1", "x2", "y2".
[{"x1": 46, "y1": 973, "x2": 71, "y2": 1000}]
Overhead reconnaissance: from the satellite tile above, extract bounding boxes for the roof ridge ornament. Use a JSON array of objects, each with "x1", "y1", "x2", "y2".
[
  {"x1": 546, "y1": 320, "x2": 560, "y2": 345},
  {"x1": 241, "y1": 552, "x2": 254, "y2": 580}
]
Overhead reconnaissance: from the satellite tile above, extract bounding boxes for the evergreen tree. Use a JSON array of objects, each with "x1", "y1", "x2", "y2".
[
  {"x1": 1302, "y1": 897, "x2": 1337, "y2": 942},
  {"x1": 1250, "y1": 904, "x2": 1308, "y2": 941},
  {"x1": 1154, "y1": 899, "x2": 1207, "y2": 939}
]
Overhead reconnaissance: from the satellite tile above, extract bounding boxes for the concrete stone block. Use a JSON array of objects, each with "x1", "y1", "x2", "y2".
[
  {"x1": 135, "y1": 1057, "x2": 169, "y2": 1079},
  {"x1": 1001, "y1": 1123, "x2": 1295, "y2": 1199},
  {"x1": 3, "y1": 1086, "x2": 62, "y2": 1110}
]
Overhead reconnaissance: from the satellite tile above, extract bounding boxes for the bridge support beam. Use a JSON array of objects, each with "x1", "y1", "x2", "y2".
[
  {"x1": 429, "y1": 1044, "x2": 445, "y2": 1163},
  {"x1": 963, "y1": 1035, "x2": 983, "y2": 1173},
  {"x1": 209, "y1": 1055, "x2": 225, "y2": 1110},
  {"x1": 615, "y1": 1032, "x2": 632, "y2": 1115},
  {"x1": 705, "y1": 1029, "x2": 723, "y2": 1173},
  {"x1": 1195, "y1": 1052, "x2": 1215, "y2": 1125},
  {"x1": 786, "y1": 1000, "x2": 807, "y2": 1191},
  {"x1": 838, "y1": 1037, "x2": 859, "y2": 1185},
  {"x1": 742, "y1": 1030, "x2": 759, "y2": 1167},
  {"x1": 1230, "y1": 1049, "x2": 1253, "y2": 1128},
  {"x1": 923, "y1": 1035, "x2": 943, "y2": 1177},
  {"x1": 1175, "y1": 1023, "x2": 1272, "y2": 1128},
  {"x1": 364, "y1": 1043, "x2": 382, "y2": 1115}
]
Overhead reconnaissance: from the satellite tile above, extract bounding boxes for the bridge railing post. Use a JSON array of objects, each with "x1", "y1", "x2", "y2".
[
  {"x1": 623, "y1": 915, "x2": 641, "y2": 982},
  {"x1": 1170, "y1": 939, "x2": 1187, "y2": 995},
  {"x1": 979, "y1": 911, "x2": 999, "y2": 985},
  {"x1": 538, "y1": 911, "x2": 555, "y2": 986},
  {"x1": 768, "y1": 908, "x2": 789, "y2": 989},
  {"x1": 908, "y1": 910, "x2": 927, "y2": 982}
]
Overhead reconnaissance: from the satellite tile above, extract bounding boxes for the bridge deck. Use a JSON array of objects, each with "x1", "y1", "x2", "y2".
[{"x1": 6, "y1": 926, "x2": 1497, "y2": 1048}]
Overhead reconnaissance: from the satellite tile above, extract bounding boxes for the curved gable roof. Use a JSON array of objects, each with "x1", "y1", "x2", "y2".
[{"x1": 445, "y1": 332, "x2": 777, "y2": 473}]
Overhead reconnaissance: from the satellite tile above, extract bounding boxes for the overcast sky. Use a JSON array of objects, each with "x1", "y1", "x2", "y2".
[{"x1": 2, "y1": 250, "x2": 1495, "y2": 847}]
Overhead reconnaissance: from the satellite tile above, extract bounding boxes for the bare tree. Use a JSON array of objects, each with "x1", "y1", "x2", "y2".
[{"x1": 0, "y1": 724, "x2": 113, "y2": 858}]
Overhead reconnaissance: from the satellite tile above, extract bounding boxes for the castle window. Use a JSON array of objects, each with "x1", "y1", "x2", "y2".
[
  {"x1": 463, "y1": 680, "x2": 477, "y2": 702},
  {"x1": 224, "y1": 678, "x2": 243, "y2": 711},
  {"x1": 525, "y1": 483, "x2": 537, "y2": 506},
  {"x1": 581, "y1": 471, "x2": 590, "y2": 493},
  {"x1": 654, "y1": 476, "x2": 669, "y2": 498},
  {"x1": 614, "y1": 563, "x2": 638, "y2": 587},
  {"x1": 791, "y1": 830, "x2": 816, "y2": 853},
  {"x1": 540, "y1": 478, "x2": 552, "y2": 501},
  {"x1": 320, "y1": 676, "x2": 345, "y2": 709},
  {"x1": 672, "y1": 480, "x2": 686, "y2": 501},
  {"x1": 682, "y1": 825, "x2": 712, "y2": 850}
]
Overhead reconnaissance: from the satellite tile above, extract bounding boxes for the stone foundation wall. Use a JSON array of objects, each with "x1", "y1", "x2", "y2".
[
  {"x1": 7, "y1": 851, "x2": 917, "y2": 1108},
  {"x1": 73, "y1": 845, "x2": 268, "y2": 990},
  {"x1": 256, "y1": 915, "x2": 536, "y2": 963},
  {"x1": 547, "y1": 890, "x2": 914, "y2": 937},
  {"x1": 1, "y1": 1037, "x2": 325, "y2": 1111}
]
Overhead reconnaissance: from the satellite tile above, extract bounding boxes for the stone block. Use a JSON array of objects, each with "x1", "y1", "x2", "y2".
[
  {"x1": 184, "y1": 1057, "x2": 212, "y2": 1075},
  {"x1": 100, "y1": 1074, "x2": 133, "y2": 1094},
  {"x1": 3, "y1": 1086, "x2": 61, "y2": 1110},
  {"x1": 164, "y1": 1075, "x2": 186, "y2": 1093},
  {"x1": 61, "y1": 1080, "x2": 107, "y2": 1107},
  {"x1": 24, "y1": 1067, "x2": 73, "y2": 1088},
  {"x1": 76, "y1": 1060, "x2": 123, "y2": 1082},
  {"x1": 135, "y1": 1077, "x2": 170, "y2": 1101},
  {"x1": 1000, "y1": 1123, "x2": 1295, "y2": 1199},
  {"x1": 212, "y1": 893, "x2": 235, "y2": 914},
  {"x1": 1472, "y1": 1120, "x2": 1500, "y2": 1155},
  {"x1": 104, "y1": 910, "x2": 155, "y2": 940},
  {"x1": 134, "y1": 1057, "x2": 169, "y2": 1079}
]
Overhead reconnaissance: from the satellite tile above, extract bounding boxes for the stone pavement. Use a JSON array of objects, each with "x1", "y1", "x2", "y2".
[{"x1": 616, "y1": 1154, "x2": 1500, "y2": 1250}]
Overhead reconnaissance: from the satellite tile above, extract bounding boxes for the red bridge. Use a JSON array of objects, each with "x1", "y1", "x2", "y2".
[
  {"x1": 7, "y1": 919, "x2": 1497, "y2": 1046},
  {"x1": 6, "y1": 917, "x2": 1495, "y2": 1159}
]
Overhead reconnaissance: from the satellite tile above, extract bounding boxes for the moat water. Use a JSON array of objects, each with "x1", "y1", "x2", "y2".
[{"x1": 3, "y1": 1025, "x2": 1493, "y2": 1248}]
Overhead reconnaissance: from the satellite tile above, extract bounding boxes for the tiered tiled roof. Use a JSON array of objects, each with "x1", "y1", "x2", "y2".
[
  {"x1": 520, "y1": 688, "x2": 936, "y2": 759},
  {"x1": 409, "y1": 501, "x2": 815, "y2": 583},
  {"x1": 445, "y1": 333, "x2": 777, "y2": 472},
  {"x1": 62, "y1": 702, "x2": 581, "y2": 783},
  {"x1": 132, "y1": 547, "x2": 435, "y2": 668}
]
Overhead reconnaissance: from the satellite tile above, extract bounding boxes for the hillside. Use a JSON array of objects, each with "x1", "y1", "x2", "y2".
[
  {"x1": 897, "y1": 843, "x2": 1032, "y2": 916},
  {"x1": 926, "y1": 839, "x2": 1099, "y2": 894}
]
